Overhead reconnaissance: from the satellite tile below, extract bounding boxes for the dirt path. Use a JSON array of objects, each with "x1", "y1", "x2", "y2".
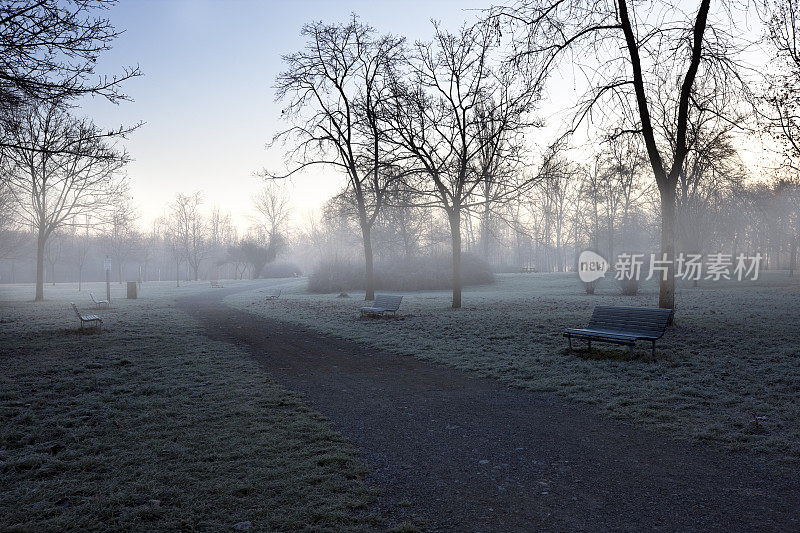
[{"x1": 179, "y1": 289, "x2": 800, "y2": 532}]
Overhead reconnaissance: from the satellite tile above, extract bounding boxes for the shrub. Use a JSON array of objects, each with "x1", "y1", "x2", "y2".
[
  {"x1": 492, "y1": 263, "x2": 522, "y2": 274},
  {"x1": 307, "y1": 253, "x2": 494, "y2": 293},
  {"x1": 261, "y1": 261, "x2": 302, "y2": 278},
  {"x1": 307, "y1": 257, "x2": 363, "y2": 293}
]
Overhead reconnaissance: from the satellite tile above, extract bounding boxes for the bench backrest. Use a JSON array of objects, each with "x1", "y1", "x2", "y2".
[
  {"x1": 90, "y1": 292, "x2": 98, "y2": 303},
  {"x1": 373, "y1": 294, "x2": 402, "y2": 311},
  {"x1": 71, "y1": 302, "x2": 82, "y2": 319},
  {"x1": 587, "y1": 306, "x2": 672, "y2": 338}
]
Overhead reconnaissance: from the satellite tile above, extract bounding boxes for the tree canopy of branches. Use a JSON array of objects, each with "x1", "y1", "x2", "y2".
[
  {"x1": 0, "y1": 0, "x2": 139, "y2": 298},
  {"x1": 4, "y1": 103, "x2": 128, "y2": 300},
  {"x1": 271, "y1": 15, "x2": 405, "y2": 300},
  {"x1": 386, "y1": 21, "x2": 542, "y2": 307},
  {"x1": 764, "y1": 0, "x2": 800, "y2": 174},
  {"x1": 0, "y1": 0, "x2": 140, "y2": 151}
]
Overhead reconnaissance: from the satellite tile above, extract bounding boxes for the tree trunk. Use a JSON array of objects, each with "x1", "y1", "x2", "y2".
[
  {"x1": 176, "y1": 260, "x2": 180, "y2": 287},
  {"x1": 789, "y1": 237, "x2": 797, "y2": 277},
  {"x1": 449, "y1": 209, "x2": 462, "y2": 309},
  {"x1": 78, "y1": 266, "x2": 83, "y2": 291},
  {"x1": 361, "y1": 222, "x2": 375, "y2": 301},
  {"x1": 658, "y1": 186, "x2": 676, "y2": 318},
  {"x1": 608, "y1": 219, "x2": 614, "y2": 266},
  {"x1": 481, "y1": 200, "x2": 490, "y2": 261},
  {"x1": 35, "y1": 233, "x2": 46, "y2": 301}
]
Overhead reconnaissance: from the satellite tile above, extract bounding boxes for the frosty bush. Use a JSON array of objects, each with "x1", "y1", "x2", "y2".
[
  {"x1": 308, "y1": 253, "x2": 494, "y2": 293},
  {"x1": 261, "y1": 261, "x2": 302, "y2": 278}
]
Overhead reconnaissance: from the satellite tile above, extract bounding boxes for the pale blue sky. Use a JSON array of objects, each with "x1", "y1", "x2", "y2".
[
  {"x1": 83, "y1": 0, "x2": 494, "y2": 230},
  {"x1": 82, "y1": 0, "x2": 775, "y2": 232}
]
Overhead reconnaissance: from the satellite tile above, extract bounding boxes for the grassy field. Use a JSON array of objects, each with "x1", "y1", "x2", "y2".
[
  {"x1": 0, "y1": 281, "x2": 378, "y2": 531},
  {"x1": 226, "y1": 272, "x2": 800, "y2": 464}
]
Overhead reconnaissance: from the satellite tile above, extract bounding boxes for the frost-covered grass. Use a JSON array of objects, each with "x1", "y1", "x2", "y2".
[
  {"x1": 227, "y1": 272, "x2": 800, "y2": 463},
  {"x1": 0, "y1": 281, "x2": 377, "y2": 531}
]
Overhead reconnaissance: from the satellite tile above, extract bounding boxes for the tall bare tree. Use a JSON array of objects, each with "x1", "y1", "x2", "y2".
[
  {"x1": 270, "y1": 16, "x2": 405, "y2": 300},
  {"x1": 386, "y1": 22, "x2": 541, "y2": 307},
  {"x1": 169, "y1": 192, "x2": 208, "y2": 282},
  {"x1": 5, "y1": 103, "x2": 128, "y2": 300},
  {"x1": 493, "y1": 0, "x2": 750, "y2": 316},
  {"x1": 106, "y1": 194, "x2": 138, "y2": 283}
]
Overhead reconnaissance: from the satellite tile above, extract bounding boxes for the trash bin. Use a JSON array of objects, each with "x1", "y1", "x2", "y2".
[{"x1": 127, "y1": 281, "x2": 138, "y2": 299}]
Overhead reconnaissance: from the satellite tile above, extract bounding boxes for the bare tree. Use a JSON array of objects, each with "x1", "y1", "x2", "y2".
[
  {"x1": 252, "y1": 183, "x2": 292, "y2": 241},
  {"x1": 71, "y1": 215, "x2": 91, "y2": 291},
  {"x1": 763, "y1": 1, "x2": 800, "y2": 175},
  {"x1": 159, "y1": 214, "x2": 184, "y2": 287},
  {"x1": 386, "y1": 22, "x2": 540, "y2": 307},
  {"x1": 4, "y1": 103, "x2": 128, "y2": 300},
  {"x1": 106, "y1": 194, "x2": 138, "y2": 283},
  {"x1": 169, "y1": 192, "x2": 208, "y2": 281},
  {"x1": 473, "y1": 96, "x2": 536, "y2": 261},
  {"x1": 493, "y1": 0, "x2": 751, "y2": 316},
  {"x1": 0, "y1": 168, "x2": 26, "y2": 260},
  {"x1": 270, "y1": 16, "x2": 405, "y2": 300}
]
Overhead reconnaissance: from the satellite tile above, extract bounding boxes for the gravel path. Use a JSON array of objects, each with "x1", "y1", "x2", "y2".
[{"x1": 179, "y1": 289, "x2": 800, "y2": 532}]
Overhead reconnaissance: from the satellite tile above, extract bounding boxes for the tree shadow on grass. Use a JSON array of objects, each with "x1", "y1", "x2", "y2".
[
  {"x1": 59, "y1": 327, "x2": 103, "y2": 337},
  {"x1": 564, "y1": 346, "x2": 653, "y2": 362}
]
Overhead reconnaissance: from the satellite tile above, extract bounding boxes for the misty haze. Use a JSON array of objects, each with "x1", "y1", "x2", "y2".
[{"x1": 2, "y1": 0, "x2": 800, "y2": 531}]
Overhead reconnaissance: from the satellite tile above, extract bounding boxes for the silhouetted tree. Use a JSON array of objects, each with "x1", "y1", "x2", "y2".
[
  {"x1": 492, "y1": 0, "x2": 751, "y2": 316},
  {"x1": 4, "y1": 103, "x2": 128, "y2": 300},
  {"x1": 386, "y1": 22, "x2": 541, "y2": 307},
  {"x1": 271, "y1": 16, "x2": 404, "y2": 300}
]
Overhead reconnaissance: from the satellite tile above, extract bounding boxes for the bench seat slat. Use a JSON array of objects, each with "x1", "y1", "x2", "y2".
[
  {"x1": 564, "y1": 329, "x2": 637, "y2": 341},
  {"x1": 360, "y1": 294, "x2": 402, "y2": 316},
  {"x1": 565, "y1": 306, "x2": 672, "y2": 356}
]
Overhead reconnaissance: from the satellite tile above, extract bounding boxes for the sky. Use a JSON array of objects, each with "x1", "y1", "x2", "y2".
[
  {"x1": 82, "y1": 0, "x2": 495, "y2": 231},
  {"x1": 81, "y1": 0, "x2": 779, "y2": 234}
]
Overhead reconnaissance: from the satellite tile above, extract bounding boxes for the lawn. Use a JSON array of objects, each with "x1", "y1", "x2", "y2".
[
  {"x1": 226, "y1": 272, "x2": 800, "y2": 463},
  {"x1": 0, "y1": 281, "x2": 378, "y2": 531}
]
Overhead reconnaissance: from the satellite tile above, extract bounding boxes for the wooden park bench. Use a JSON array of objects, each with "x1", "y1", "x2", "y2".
[
  {"x1": 210, "y1": 281, "x2": 224, "y2": 288},
  {"x1": 265, "y1": 288, "x2": 281, "y2": 300},
  {"x1": 563, "y1": 305, "x2": 672, "y2": 357},
  {"x1": 360, "y1": 294, "x2": 403, "y2": 317},
  {"x1": 90, "y1": 292, "x2": 109, "y2": 309},
  {"x1": 71, "y1": 303, "x2": 103, "y2": 332}
]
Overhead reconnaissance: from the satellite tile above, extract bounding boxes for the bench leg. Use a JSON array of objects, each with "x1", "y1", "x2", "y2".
[
  {"x1": 652, "y1": 340, "x2": 656, "y2": 359},
  {"x1": 587, "y1": 339, "x2": 591, "y2": 351},
  {"x1": 567, "y1": 335, "x2": 572, "y2": 351},
  {"x1": 629, "y1": 344, "x2": 634, "y2": 357}
]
